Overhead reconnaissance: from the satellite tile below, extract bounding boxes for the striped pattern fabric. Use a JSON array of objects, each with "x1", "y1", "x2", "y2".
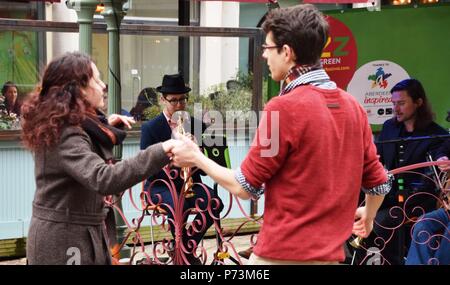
[
  {"x1": 362, "y1": 172, "x2": 394, "y2": 196},
  {"x1": 280, "y1": 68, "x2": 337, "y2": 96},
  {"x1": 235, "y1": 167, "x2": 265, "y2": 198}
]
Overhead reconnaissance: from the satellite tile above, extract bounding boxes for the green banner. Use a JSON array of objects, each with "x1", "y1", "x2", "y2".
[{"x1": 326, "y1": 4, "x2": 450, "y2": 130}]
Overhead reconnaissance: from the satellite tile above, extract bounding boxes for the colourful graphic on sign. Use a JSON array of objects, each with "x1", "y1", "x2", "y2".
[
  {"x1": 347, "y1": 60, "x2": 409, "y2": 125},
  {"x1": 368, "y1": 67, "x2": 392, "y2": 89},
  {"x1": 320, "y1": 16, "x2": 357, "y2": 90}
]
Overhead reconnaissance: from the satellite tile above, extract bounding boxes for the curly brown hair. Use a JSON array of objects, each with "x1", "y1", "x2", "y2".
[{"x1": 21, "y1": 52, "x2": 94, "y2": 152}]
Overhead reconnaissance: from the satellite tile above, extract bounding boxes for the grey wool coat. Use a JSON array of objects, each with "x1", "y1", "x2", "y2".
[{"x1": 26, "y1": 126, "x2": 170, "y2": 265}]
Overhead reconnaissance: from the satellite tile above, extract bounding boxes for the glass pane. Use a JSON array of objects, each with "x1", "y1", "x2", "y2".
[
  {"x1": 0, "y1": 1, "x2": 38, "y2": 19},
  {"x1": 1, "y1": 29, "x2": 259, "y2": 134},
  {"x1": 118, "y1": 34, "x2": 179, "y2": 119},
  {"x1": 126, "y1": 0, "x2": 177, "y2": 18},
  {"x1": 114, "y1": 33, "x2": 256, "y2": 133},
  {"x1": 0, "y1": 31, "x2": 39, "y2": 93},
  {"x1": 125, "y1": 0, "x2": 199, "y2": 21},
  {"x1": 92, "y1": 33, "x2": 108, "y2": 83},
  {"x1": 193, "y1": 36, "x2": 254, "y2": 133},
  {"x1": 0, "y1": 28, "x2": 42, "y2": 131}
]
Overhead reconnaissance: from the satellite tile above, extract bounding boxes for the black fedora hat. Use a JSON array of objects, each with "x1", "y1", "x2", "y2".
[{"x1": 156, "y1": 74, "x2": 191, "y2": 94}]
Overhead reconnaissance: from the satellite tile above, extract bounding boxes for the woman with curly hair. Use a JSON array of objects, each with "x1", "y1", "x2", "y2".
[{"x1": 21, "y1": 52, "x2": 177, "y2": 265}]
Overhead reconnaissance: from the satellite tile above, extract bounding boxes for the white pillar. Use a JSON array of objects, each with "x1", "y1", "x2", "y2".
[
  {"x1": 200, "y1": 1, "x2": 239, "y2": 95},
  {"x1": 48, "y1": 2, "x2": 79, "y2": 60}
]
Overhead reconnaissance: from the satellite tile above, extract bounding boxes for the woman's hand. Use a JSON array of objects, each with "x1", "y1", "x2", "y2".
[
  {"x1": 171, "y1": 134, "x2": 203, "y2": 168},
  {"x1": 161, "y1": 139, "x2": 182, "y2": 154},
  {"x1": 108, "y1": 114, "x2": 135, "y2": 129}
]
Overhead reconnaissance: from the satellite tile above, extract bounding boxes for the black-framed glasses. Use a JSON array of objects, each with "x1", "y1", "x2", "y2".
[
  {"x1": 164, "y1": 96, "x2": 188, "y2": 106},
  {"x1": 262, "y1": 44, "x2": 280, "y2": 51}
]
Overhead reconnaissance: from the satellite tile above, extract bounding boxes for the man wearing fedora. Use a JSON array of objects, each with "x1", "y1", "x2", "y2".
[{"x1": 140, "y1": 73, "x2": 223, "y2": 265}]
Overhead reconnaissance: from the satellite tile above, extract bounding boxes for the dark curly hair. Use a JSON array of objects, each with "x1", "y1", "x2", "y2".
[{"x1": 21, "y1": 52, "x2": 94, "y2": 152}]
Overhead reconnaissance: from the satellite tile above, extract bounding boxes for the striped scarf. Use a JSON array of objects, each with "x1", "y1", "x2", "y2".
[{"x1": 279, "y1": 63, "x2": 336, "y2": 96}]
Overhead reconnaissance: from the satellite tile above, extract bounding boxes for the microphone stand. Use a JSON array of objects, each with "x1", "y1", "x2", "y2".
[{"x1": 374, "y1": 134, "x2": 450, "y2": 145}]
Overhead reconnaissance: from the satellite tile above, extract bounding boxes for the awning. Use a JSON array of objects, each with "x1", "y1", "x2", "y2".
[
  {"x1": 194, "y1": 0, "x2": 270, "y2": 2},
  {"x1": 29, "y1": 0, "x2": 61, "y2": 2},
  {"x1": 29, "y1": 0, "x2": 367, "y2": 5},
  {"x1": 303, "y1": 0, "x2": 367, "y2": 3},
  {"x1": 195, "y1": 0, "x2": 367, "y2": 3}
]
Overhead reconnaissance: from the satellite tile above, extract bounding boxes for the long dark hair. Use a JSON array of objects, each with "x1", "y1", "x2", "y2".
[
  {"x1": 21, "y1": 52, "x2": 94, "y2": 152},
  {"x1": 390, "y1": 78, "x2": 434, "y2": 131},
  {"x1": 1, "y1": 81, "x2": 17, "y2": 96}
]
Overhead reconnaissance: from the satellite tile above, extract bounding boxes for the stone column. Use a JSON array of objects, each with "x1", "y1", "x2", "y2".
[
  {"x1": 65, "y1": 0, "x2": 98, "y2": 54},
  {"x1": 102, "y1": 0, "x2": 130, "y2": 260}
]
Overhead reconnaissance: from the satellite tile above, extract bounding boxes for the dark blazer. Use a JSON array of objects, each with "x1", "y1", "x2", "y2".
[
  {"x1": 27, "y1": 127, "x2": 169, "y2": 265},
  {"x1": 140, "y1": 113, "x2": 206, "y2": 192},
  {"x1": 376, "y1": 118, "x2": 449, "y2": 209},
  {"x1": 377, "y1": 119, "x2": 448, "y2": 169},
  {"x1": 436, "y1": 139, "x2": 450, "y2": 159}
]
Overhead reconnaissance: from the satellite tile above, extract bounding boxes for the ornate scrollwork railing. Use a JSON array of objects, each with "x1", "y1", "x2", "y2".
[
  {"x1": 105, "y1": 165, "x2": 262, "y2": 265},
  {"x1": 350, "y1": 160, "x2": 450, "y2": 265}
]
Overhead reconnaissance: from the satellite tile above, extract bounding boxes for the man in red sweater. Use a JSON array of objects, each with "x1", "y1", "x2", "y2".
[{"x1": 171, "y1": 4, "x2": 392, "y2": 264}]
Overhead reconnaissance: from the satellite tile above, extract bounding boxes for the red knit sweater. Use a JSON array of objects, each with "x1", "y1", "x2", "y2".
[{"x1": 241, "y1": 85, "x2": 387, "y2": 261}]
